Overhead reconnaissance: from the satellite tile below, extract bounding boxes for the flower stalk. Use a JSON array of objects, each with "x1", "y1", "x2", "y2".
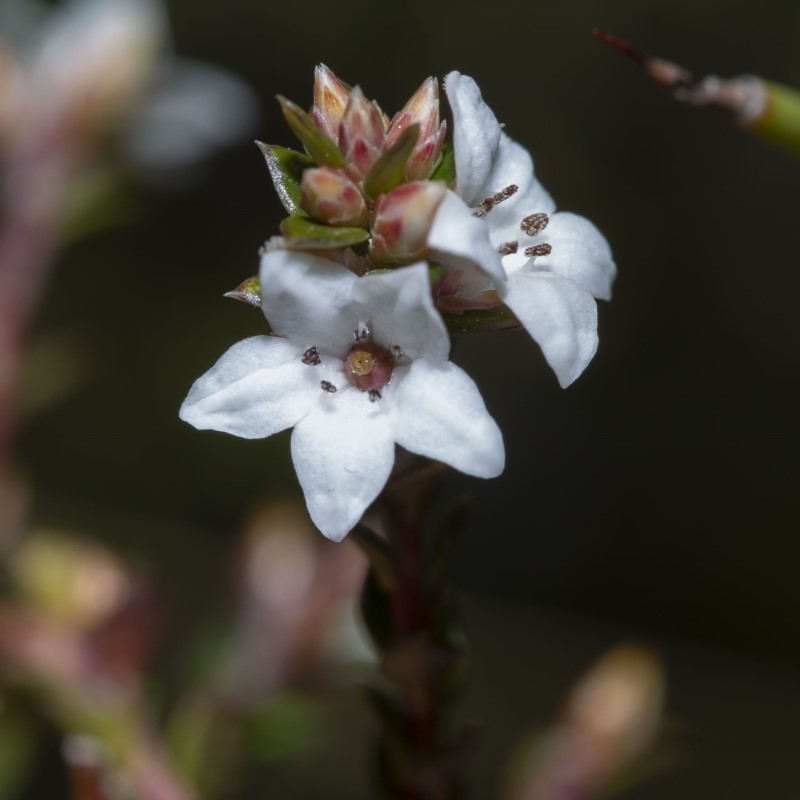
[
  {"x1": 356, "y1": 460, "x2": 471, "y2": 800},
  {"x1": 594, "y1": 29, "x2": 800, "y2": 155}
]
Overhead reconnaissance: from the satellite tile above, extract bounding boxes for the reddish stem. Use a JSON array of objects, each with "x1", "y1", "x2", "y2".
[{"x1": 0, "y1": 114, "x2": 78, "y2": 481}]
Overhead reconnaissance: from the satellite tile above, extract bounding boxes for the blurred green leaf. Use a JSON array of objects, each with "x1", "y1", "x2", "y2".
[
  {"x1": 0, "y1": 699, "x2": 40, "y2": 800},
  {"x1": 753, "y1": 81, "x2": 800, "y2": 155},
  {"x1": 244, "y1": 694, "x2": 320, "y2": 762},
  {"x1": 63, "y1": 168, "x2": 138, "y2": 243},
  {"x1": 19, "y1": 325, "x2": 97, "y2": 421}
]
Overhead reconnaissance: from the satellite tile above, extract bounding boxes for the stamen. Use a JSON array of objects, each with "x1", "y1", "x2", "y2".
[
  {"x1": 368, "y1": 388, "x2": 382, "y2": 402},
  {"x1": 473, "y1": 184, "x2": 519, "y2": 218},
  {"x1": 353, "y1": 325, "x2": 369, "y2": 343},
  {"x1": 497, "y1": 241, "x2": 519, "y2": 256},
  {"x1": 302, "y1": 346, "x2": 321, "y2": 366},
  {"x1": 390, "y1": 345, "x2": 404, "y2": 360},
  {"x1": 320, "y1": 380, "x2": 337, "y2": 393},
  {"x1": 524, "y1": 243, "x2": 552, "y2": 258},
  {"x1": 520, "y1": 212, "x2": 549, "y2": 237}
]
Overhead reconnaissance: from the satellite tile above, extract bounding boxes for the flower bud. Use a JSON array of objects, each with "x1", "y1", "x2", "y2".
[
  {"x1": 300, "y1": 167, "x2": 369, "y2": 227},
  {"x1": 311, "y1": 63, "x2": 351, "y2": 141},
  {"x1": 338, "y1": 86, "x2": 386, "y2": 182},
  {"x1": 565, "y1": 645, "x2": 662, "y2": 764},
  {"x1": 8, "y1": 532, "x2": 132, "y2": 630},
  {"x1": 386, "y1": 77, "x2": 447, "y2": 180},
  {"x1": 33, "y1": 0, "x2": 164, "y2": 135},
  {"x1": 370, "y1": 180, "x2": 447, "y2": 263}
]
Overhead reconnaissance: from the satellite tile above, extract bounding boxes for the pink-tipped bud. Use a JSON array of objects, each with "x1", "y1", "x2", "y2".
[
  {"x1": 386, "y1": 77, "x2": 446, "y2": 180},
  {"x1": 300, "y1": 167, "x2": 369, "y2": 228},
  {"x1": 370, "y1": 181, "x2": 447, "y2": 263},
  {"x1": 338, "y1": 86, "x2": 386, "y2": 183},
  {"x1": 312, "y1": 64, "x2": 351, "y2": 140},
  {"x1": 405, "y1": 119, "x2": 447, "y2": 181}
]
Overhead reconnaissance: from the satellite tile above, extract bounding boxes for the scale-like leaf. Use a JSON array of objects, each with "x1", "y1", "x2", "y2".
[
  {"x1": 280, "y1": 216, "x2": 369, "y2": 249},
  {"x1": 256, "y1": 143, "x2": 313, "y2": 215},
  {"x1": 430, "y1": 142, "x2": 455, "y2": 186},
  {"x1": 443, "y1": 305, "x2": 521, "y2": 335},
  {"x1": 363, "y1": 124, "x2": 420, "y2": 199},
  {"x1": 224, "y1": 275, "x2": 262, "y2": 309},
  {"x1": 277, "y1": 96, "x2": 346, "y2": 168}
]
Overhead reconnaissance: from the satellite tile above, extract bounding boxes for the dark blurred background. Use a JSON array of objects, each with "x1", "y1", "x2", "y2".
[{"x1": 15, "y1": 0, "x2": 800, "y2": 796}]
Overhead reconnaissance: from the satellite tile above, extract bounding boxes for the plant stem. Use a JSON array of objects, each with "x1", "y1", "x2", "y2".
[
  {"x1": 359, "y1": 460, "x2": 469, "y2": 800},
  {"x1": 0, "y1": 113, "x2": 77, "y2": 487}
]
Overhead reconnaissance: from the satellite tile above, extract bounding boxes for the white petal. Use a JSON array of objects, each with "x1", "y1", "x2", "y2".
[
  {"x1": 291, "y1": 389, "x2": 395, "y2": 542},
  {"x1": 179, "y1": 336, "x2": 319, "y2": 438},
  {"x1": 390, "y1": 360, "x2": 504, "y2": 478},
  {"x1": 428, "y1": 191, "x2": 506, "y2": 285},
  {"x1": 122, "y1": 58, "x2": 258, "y2": 174},
  {"x1": 443, "y1": 72, "x2": 501, "y2": 205},
  {"x1": 504, "y1": 273, "x2": 598, "y2": 388},
  {"x1": 260, "y1": 250, "x2": 358, "y2": 357},
  {"x1": 532, "y1": 212, "x2": 617, "y2": 301},
  {"x1": 351, "y1": 262, "x2": 450, "y2": 364}
]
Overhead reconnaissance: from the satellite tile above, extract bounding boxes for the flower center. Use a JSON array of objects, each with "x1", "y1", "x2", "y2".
[{"x1": 343, "y1": 342, "x2": 394, "y2": 391}]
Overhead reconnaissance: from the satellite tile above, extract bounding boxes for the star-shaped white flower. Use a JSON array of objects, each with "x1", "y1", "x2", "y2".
[
  {"x1": 180, "y1": 253, "x2": 504, "y2": 541},
  {"x1": 428, "y1": 72, "x2": 617, "y2": 388}
]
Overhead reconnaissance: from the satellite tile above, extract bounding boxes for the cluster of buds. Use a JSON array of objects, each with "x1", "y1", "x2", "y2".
[
  {"x1": 185, "y1": 66, "x2": 616, "y2": 539},
  {"x1": 261, "y1": 65, "x2": 449, "y2": 269}
]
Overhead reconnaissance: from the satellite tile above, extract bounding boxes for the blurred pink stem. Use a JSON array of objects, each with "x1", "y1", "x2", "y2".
[{"x1": 0, "y1": 122, "x2": 74, "y2": 481}]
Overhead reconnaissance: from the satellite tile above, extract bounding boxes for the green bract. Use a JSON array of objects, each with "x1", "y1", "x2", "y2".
[
  {"x1": 363, "y1": 124, "x2": 420, "y2": 200},
  {"x1": 277, "y1": 96, "x2": 346, "y2": 168},
  {"x1": 443, "y1": 306, "x2": 521, "y2": 336},
  {"x1": 224, "y1": 275, "x2": 262, "y2": 308},
  {"x1": 256, "y1": 144, "x2": 313, "y2": 216},
  {"x1": 430, "y1": 142, "x2": 455, "y2": 186},
  {"x1": 279, "y1": 216, "x2": 369, "y2": 249}
]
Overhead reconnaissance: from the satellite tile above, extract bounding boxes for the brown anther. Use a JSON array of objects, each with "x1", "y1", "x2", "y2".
[
  {"x1": 524, "y1": 243, "x2": 552, "y2": 258},
  {"x1": 473, "y1": 184, "x2": 519, "y2": 218},
  {"x1": 320, "y1": 380, "x2": 337, "y2": 393},
  {"x1": 354, "y1": 326, "x2": 369, "y2": 343},
  {"x1": 497, "y1": 241, "x2": 519, "y2": 256},
  {"x1": 520, "y1": 212, "x2": 549, "y2": 237},
  {"x1": 390, "y1": 345, "x2": 404, "y2": 360},
  {"x1": 302, "y1": 346, "x2": 321, "y2": 366},
  {"x1": 368, "y1": 388, "x2": 382, "y2": 402}
]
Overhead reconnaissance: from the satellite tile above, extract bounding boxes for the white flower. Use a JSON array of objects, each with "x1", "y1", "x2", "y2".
[
  {"x1": 0, "y1": 0, "x2": 256, "y2": 176},
  {"x1": 429, "y1": 72, "x2": 617, "y2": 388},
  {"x1": 180, "y1": 254, "x2": 504, "y2": 542}
]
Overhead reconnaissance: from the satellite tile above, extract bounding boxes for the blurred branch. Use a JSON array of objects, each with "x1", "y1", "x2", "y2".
[
  {"x1": 594, "y1": 29, "x2": 800, "y2": 155},
  {"x1": 507, "y1": 646, "x2": 665, "y2": 800}
]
